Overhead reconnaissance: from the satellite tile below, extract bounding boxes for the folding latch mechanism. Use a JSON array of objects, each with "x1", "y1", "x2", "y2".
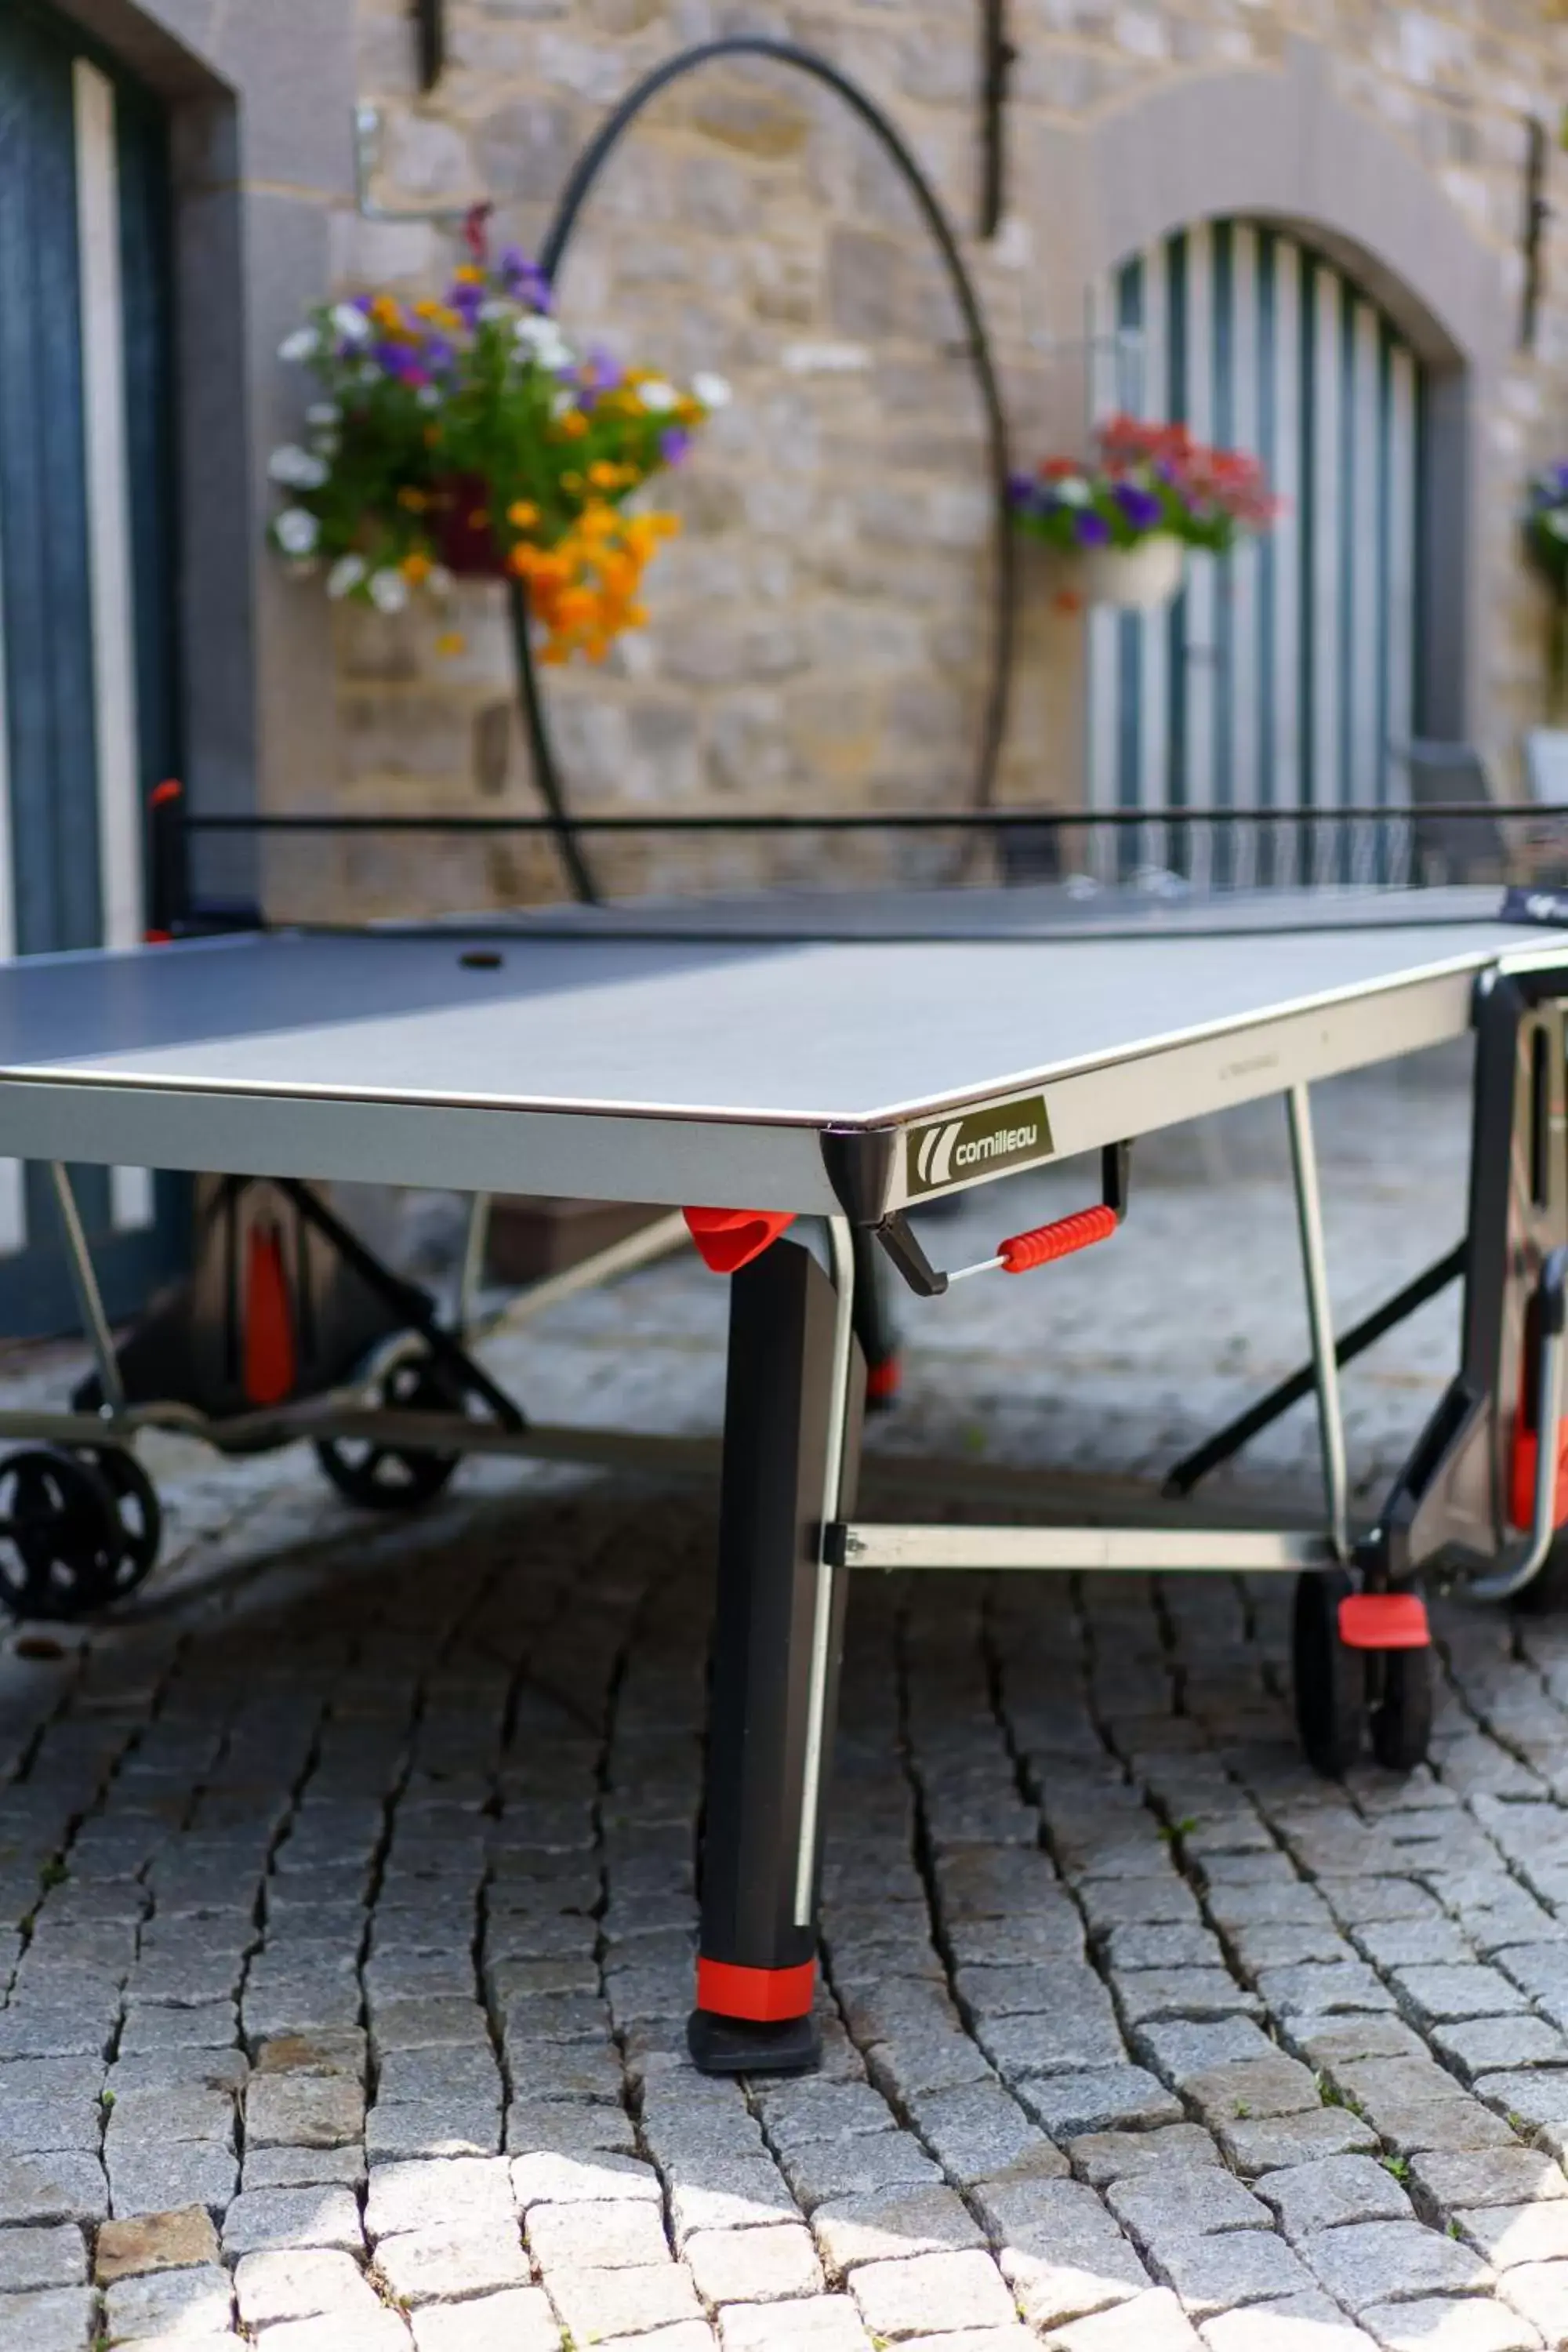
[{"x1": 872, "y1": 1140, "x2": 1133, "y2": 1300}]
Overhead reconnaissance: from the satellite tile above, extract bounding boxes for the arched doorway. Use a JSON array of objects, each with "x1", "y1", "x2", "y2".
[{"x1": 1085, "y1": 219, "x2": 1425, "y2": 879}]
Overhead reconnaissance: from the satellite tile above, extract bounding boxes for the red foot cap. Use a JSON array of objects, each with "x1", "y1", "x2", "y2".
[
  {"x1": 684, "y1": 1207, "x2": 796, "y2": 1275},
  {"x1": 695, "y1": 1957, "x2": 815, "y2": 2023},
  {"x1": 866, "y1": 1354, "x2": 902, "y2": 1403},
  {"x1": 1338, "y1": 1592, "x2": 1429, "y2": 1651}
]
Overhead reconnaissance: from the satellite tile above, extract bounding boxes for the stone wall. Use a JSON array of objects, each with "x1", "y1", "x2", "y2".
[{"x1": 261, "y1": 0, "x2": 1568, "y2": 920}]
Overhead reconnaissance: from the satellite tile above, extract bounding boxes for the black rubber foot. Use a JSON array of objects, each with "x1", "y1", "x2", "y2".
[{"x1": 687, "y1": 2009, "x2": 821, "y2": 2077}]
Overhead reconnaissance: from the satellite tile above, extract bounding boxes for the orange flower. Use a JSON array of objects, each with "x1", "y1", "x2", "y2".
[
  {"x1": 401, "y1": 550, "x2": 432, "y2": 583},
  {"x1": 555, "y1": 409, "x2": 590, "y2": 441},
  {"x1": 507, "y1": 499, "x2": 539, "y2": 529},
  {"x1": 397, "y1": 487, "x2": 428, "y2": 512}
]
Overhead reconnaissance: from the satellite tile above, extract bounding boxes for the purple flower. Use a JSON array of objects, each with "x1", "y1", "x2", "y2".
[
  {"x1": 448, "y1": 280, "x2": 485, "y2": 322},
  {"x1": 1074, "y1": 510, "x2": 1112, "y2": 546},
  {"x1": 659, "y1": 427, "x2": 691, "y2": 466},
  {"x1": 1007, "y1": 472, "x2": 1035, "y2": 505},
  {"x1": 583, "y1": 345, "x2": 624, "y2": 394},
  {"x1": 1114, "y1": 483, "x2": 1163, "y2": 532},
  {"x1": 423, "y1": 336, "x2": 457, "y2": 377}
]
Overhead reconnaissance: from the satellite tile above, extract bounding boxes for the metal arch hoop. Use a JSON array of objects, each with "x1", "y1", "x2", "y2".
[{"x1": 517, "y1": 34, "x2": 1017, "y2": 905}]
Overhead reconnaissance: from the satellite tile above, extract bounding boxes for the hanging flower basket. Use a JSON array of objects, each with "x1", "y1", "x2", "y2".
[
  {"x1": 1525, "y1": 464, "x2": 1568, "y2": 720},
  {"x1": 1011, "y1": 417, "x2": 1277, "y2": 614},
  {"x1": 265, "y1": 205, "x2": 731, "y2": 664}
]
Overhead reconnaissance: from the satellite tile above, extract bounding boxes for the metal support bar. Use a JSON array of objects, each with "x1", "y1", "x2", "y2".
[
  {"x1": 793, "y1": 1214, "x2": 857, "y2": 1927},
  {"x1": 1287, "y1": 1084, "x2": 1349, "y2": 1561},
  {"x1": 833, "y1": 1523, "x2": 1338, "y2": 1573},
  {"x1": 1164, "y1": 1240, "x2": 1468, "y2": 1498},
  {"x1": 478, "y1": 1208, "x2": 689, "y2": 1337},
  {"x1": 456, "y1": 1193, "x2": 492, "y2": 1341},
  {"x1": 49, "y1": 1164, "x2": 125, "y2": 1416},
  {"x1": 275, "y1": 1179, "x2": 525, "y2": 1432}
]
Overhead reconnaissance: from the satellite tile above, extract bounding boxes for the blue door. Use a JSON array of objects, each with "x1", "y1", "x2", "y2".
[
  {"x1": 1086, "y1": 221, "x2": 1425, "y2": 885},
  {"x1": 0, "y1": 0, "x2": 187, "y2": 1334}
]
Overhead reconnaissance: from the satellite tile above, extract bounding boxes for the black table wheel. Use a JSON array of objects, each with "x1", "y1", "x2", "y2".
[
  {"x1": 1293, "y1": 1564, "x2": 1363, "y2": 1776},
  {"x1": 315, "y1": 1352, "x2": 464, "y2": 1512},
  {"x1": 75, "y1": 1446, "x2": 162, "y2": 1588},
  {"x1": 0, "y1": 1448, "x2": 144, "y2": 1621},
  {"x1": 1370, "y1": 1642, "x2": 1432, "y2": 1772}
]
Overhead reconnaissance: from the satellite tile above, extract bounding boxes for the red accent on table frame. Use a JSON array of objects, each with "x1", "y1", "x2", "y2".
[
  {"x1": 243, "y1": 1226, "x2": 297, "y2": 1408},
  {"x1": 1338, "y1": 1592, "x2": 1430, "y2": 1651},
  {"x1": 695, "y1": 1956, "x2": 816, "y2": 2022},
  {"x1": 684, "y1": 1207, "x2": 797, "y2": 1275},
  {"x1": 999, "y1": 1203, "x2": 1119, "y2": 1272},
  {"x1": 1509, "y1": 1419, "x2": 1568, "y2": 1536}
]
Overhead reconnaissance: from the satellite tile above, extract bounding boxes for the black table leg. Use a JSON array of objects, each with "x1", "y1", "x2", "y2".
[
  {"x1": 688, "y1": 1236, "x2": 863, "y2": 2076},
  {"x1": 851, "y1": 1223, "x2": 901, "y2": 1408}
]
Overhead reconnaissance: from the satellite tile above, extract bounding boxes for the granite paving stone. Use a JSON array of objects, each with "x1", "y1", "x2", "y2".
[
  {"x1": 1254, "y1": 2154, "x2": 1416, "y2": 2238},
  {"x1": 848, "y1": 2250, "x2": 1018, "y2": 2339},
  {"x1": 684, "y1": 2223, "x2": 824, "y2": 2304},
  {"x1": 1146, "y1": 2226, "x2": 1318, "y2": 2316},
  {"x1": 407, "y1": 2290, "x2": 564, "y2": 2352},
  {"x1": 103, "y1": 2261, "x2": 235, "y2": 2340},
  {"x1": 0, "y1": 2286, "x2": 98, "y2": 2352},
  {"x1": 375, "y1": 2222, "x2": 532, "y2": 2305},
  {"x1": 1354, "y1": 2299, "x2": 1541, "y2": 2351},
  {"x1": 0, "y1": 2221, "x2": 88, "y2": 2290},
  {"x1": 406, "y1": 2290, "x2": 562, "y2": 2351},
  {"x1": 233, "y1": 2248, "x2": 385, "y2": 2325},
  {"x1": 1299, "y1": 2220, "x2": 1497, "y2": 2311}
]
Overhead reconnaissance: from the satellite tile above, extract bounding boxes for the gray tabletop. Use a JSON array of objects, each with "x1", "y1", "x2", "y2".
[{"x1": 0, "y1": 891, "x2": 1557, "y2": 1210}]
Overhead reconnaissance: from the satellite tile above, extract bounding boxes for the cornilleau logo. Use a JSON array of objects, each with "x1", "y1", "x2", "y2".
[{"x1": 906, "y1": 1094, "x2": 1054, "y2": 1196}]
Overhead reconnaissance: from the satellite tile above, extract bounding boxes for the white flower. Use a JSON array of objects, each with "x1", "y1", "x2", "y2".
[
  {"x1": 1053, "y1": 477, "x2": 1090, "y2": 506},
  {"x1": 1548, "y1": 513, "x2": 1568, "y2": 541},
  {"x1": 427, "y1": 565, "x2": 454, "y2": 597},
  {"x1": 515, "y1": 315, "x2": 572, "y2": 369},
  {"x1": 478, "y1": 299, "x2": 515, "y2": 324},
  {"x1": 306, "y1": 401, "x2": 340, "y2": 427},
  {"x1": 691, "y1": 372, "x2": 731, "y2": 409},
  {"x1": 550, "y1": 389, "x2": 578, "y2": 421},
  {"x1": 416, "y1": 384, "x2": 442, "y2": 408},
  {"x1": 637, "y1": 379, "x2": 679, "y2": 414},
  {"x1": 368, "y1": 568, "x2": 410, "y2": 614},
  {"x1": 327, "y1": 554, "x2": 366, "y2": 599},
  {"x1": 269, "y1": 444, "x2": 328, "y2": 490},
  {"x1": 332, "y1": 303, "x2": 372, "y2": 345},
  {"x1": 280, "y1": 326, "x2": 320, "y2": 363},
  {"x1": 274, "y1": 508, "x2": 319, "y2": 557}
]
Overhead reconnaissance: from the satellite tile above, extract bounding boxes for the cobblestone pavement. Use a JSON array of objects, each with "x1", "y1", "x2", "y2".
[{"x1": 6, "y1": 1056, "x2": 1568, "y2": 2350}]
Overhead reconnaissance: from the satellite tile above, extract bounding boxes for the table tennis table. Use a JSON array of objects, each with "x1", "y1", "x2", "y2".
[{"x1": 2, "y1": 878, "x2": 1567, "y2": 2075}]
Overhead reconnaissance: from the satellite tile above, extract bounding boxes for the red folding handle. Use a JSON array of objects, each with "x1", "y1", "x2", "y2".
[{"x1": 999, "y1": 1203, "x2": 1118, "y2": 1274}]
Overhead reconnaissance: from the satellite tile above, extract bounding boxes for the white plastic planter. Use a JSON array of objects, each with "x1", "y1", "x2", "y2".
[{"x1": 1076, "y1": 532, "x2": 1185, "y2": 611}]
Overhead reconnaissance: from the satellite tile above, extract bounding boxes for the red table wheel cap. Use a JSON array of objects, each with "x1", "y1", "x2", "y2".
[
  {"x1": 1338, "y1": 1592, "x2": 1429, "y2": 1651},
  {"x1": 695, "y1": 1956, "x2": 815, "y2": 2022},
  {"x1": 866, "y1": 1354, "x2": 902, "y2": 1404},
  {"x1": 684, "y1": 1207, "x2": 796, "y2": 1274}
]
